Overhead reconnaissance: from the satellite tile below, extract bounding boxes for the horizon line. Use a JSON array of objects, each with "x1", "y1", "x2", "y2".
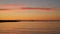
[{"x1": 0, "y1": 20, "x2": 60, "y2": 22}]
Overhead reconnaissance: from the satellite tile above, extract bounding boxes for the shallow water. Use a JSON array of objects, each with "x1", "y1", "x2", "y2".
[{"x1": 0, "y1": 21, "x2": 60, "y2": 34}]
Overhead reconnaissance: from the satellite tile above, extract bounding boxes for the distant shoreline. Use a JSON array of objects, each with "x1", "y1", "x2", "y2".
[{"x1": 0, "y1": 20, "x2": 60, "y2": 22}]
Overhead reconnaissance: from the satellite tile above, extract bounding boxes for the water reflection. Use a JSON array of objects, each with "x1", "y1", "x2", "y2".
[{"x1": 0, "y1": 21, "x2": 60, "y2": 34}]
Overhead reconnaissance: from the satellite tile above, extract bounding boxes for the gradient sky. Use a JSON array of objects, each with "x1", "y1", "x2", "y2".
[
  {"x1": 0, "y1": 0, "x2": 60, "y2": 8},
  {"x1": 0, "y1": 0, "x2": 60, "y2": 20}
]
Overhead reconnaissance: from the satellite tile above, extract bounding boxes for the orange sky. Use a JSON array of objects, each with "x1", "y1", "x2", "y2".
[{"x1": 0, "y1": 4, "x2": 60, "y2": 20}]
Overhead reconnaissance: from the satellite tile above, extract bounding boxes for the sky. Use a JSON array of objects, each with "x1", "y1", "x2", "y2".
[
  {"x1": 0, "y1": 0, "x2": 60, "y2": 20},
  {"x1": 0, "y1": 0, "x2": 60, "y2": 8}
]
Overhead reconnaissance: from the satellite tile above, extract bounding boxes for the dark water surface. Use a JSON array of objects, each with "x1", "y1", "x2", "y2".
[{"x1": 0, "y1": 21, "x2": 60, "y2": 34}]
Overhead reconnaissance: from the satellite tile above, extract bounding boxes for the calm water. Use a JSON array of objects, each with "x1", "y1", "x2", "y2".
[{"x1": 0, "y1": 21, "x2": 60, "y2": 34}]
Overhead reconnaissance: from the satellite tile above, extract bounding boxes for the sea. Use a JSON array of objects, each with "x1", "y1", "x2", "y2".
[{"x1": 0, "y1": 21, "x2": 60, "y2": 34}]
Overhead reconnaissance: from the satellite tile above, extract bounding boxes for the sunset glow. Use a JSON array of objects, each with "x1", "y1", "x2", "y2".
[
  {"x1": 0, "y1": 4, "x2": 60, "y2": 20},
  {"x1": 0, "y1": 0, "x2": 60, "y2": 34}
]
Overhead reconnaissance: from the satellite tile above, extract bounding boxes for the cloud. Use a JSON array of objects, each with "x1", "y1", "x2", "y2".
[
  {"x1": 0, "y1": 4, "x2": 25, "y2": 9},
  {"x1": 0, "y1": 4, "x2": 59, "y2": 12},
  {"x1": 21, "y1": 7, "x2": 55, "y2": 10}
]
